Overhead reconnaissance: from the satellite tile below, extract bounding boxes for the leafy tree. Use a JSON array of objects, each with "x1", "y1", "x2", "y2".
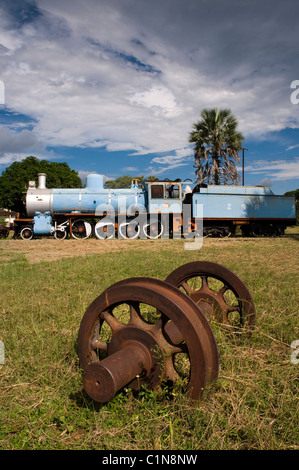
[
  {"x1": 285, "y1": 189, "x2": 299, "y2": 224},
  {"x1": 105, "y1": 175, "x2": 157, "y2": 188},
  {"x1": 284, "y1": 189, "x2": 299, "y2": 200},
  {"x1": 189, "y1": 108, "x2": 244, "y2": 185},
  {"x1": 0, "y1": 156, "x2": 82, "y2": 215},
  {"x1": 105, "y1": 175, "x2": 142, "y2": 189}
]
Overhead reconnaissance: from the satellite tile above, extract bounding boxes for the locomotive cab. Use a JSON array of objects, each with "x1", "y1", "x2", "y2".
[{"x1": 144, "y1": 179, "x2": 196, "y2": 237}]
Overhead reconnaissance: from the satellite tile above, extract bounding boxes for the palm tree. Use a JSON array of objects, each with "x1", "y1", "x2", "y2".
[{"x1": 189, "y1": 108, "x2": 244, "y2": 185}]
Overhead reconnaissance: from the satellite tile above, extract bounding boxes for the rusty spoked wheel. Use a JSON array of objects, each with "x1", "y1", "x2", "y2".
[
  {"x1": 78, "y1": 277, "x2": 219, "y2": 403},
  {"x1": 165, "y1": 261, "x2": 256, "y2": 330}
]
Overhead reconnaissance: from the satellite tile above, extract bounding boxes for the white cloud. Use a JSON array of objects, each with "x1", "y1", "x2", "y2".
[
  {"x1": 121, "y1": 166, "x2": 139, "y2": 173},
  {"x1": 148, "y1": 147, "x2": 193, "y2": 175},
  {"x1": 0, "y1": 0, "x2": 299, "y2": 168},
  {"x1": 245, "y1": 158, "x2": 299, "y2": 181},
  {"x1": 287, "y1": 144, "x2": 299, "y2": 151},
  {"x1": 257, "y1": 177, "x2": 273, "y2": 187},
  {"x1": 128, "y1": 86, "x2": 181, "y2": 118}
]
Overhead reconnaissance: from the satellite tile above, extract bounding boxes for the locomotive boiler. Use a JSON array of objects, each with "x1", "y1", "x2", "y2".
[{"x1": 13, "y1": 172, "x2": 296, "y2": 239}]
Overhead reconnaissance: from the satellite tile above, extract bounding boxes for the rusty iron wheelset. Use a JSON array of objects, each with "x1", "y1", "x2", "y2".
[{"x1": 77, "y1": 262, "x2": 255, "y2": 404}]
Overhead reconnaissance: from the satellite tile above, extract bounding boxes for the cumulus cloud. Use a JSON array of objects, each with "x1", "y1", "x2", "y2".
[
  {"x1": 256, "y1": 177, "x2": 273, "y2": 188},
  {"x1": 148, "y1": 147, "x2": 194, "y2": 175},
  {"x1": 0, "y1": 0, "x2": 299, "y2": 174},
  {"x1": 245, "y1": 158, "x2": 299, "y2": 181}
]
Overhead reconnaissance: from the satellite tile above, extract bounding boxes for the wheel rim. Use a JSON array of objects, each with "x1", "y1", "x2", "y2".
[
  {"x1": 118, "y1": 221, "x2": 140, "y2": 239},
  {"x1": 71, "y1": 219, "x2": 92, "y2": 239},
  {"x1": 142, "y1": 220, "x2": 163, "y2": 239},
  {"x1": 78, "y1": 277, "x2": 219, "y2": 402},
  {"x1": 20, "y1": 227, "x2": 33, "y2": 240},
  {"x1": 166, "y1": 261, "x2": 256, "y2": 330},
  {"x1": 95, "y1": 221, "x2": 115, "y2": 239},
  {"x1": 54, "y1": 229, "x2": 67, "y2": 240}
]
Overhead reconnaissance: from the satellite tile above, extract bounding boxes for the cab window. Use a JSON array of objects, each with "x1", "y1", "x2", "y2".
[
  {"x1": 151, "y1": 184, "x2": 164, "y2": 199},
  {"x1": 166, "y1": 184, "x2": 180, "y2": 198}
]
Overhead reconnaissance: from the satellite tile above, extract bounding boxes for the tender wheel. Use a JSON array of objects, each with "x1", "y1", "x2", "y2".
[
  {"x1": 78, "y1": 277, "x2": 219, "y2": 403},
  {"x1": 71, "y1": 219, "x2": 92, "y2": 239},
  {"x1": 166, "y1": 261, "x2": 256, "y2": 330},
  {"x1": 20, "y1": 227, "x2": 33, "y2": 240}
]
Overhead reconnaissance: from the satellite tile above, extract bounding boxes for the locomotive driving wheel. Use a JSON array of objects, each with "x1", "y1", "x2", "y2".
[
  {"x1": 94, "y1": 220, "x2": 115, "y2": 239},
  {"x1": 71, "y1": 219, "x2": 92, "y2": 239},
  {"x1": 78, "y1": 277, "x2": 219, "y2": 403},
  {"x1": 142, "y1": 219, "x2": 164, "y2": 239},
  {"x1": 166, "y1": 261, "x2": 256, "y2": 330},
  {"x1": 118, "y1": 220, "x2": 140, "y2": 239}
]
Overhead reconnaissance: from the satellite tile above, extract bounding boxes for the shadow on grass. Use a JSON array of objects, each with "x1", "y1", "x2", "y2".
[
  {"x1": 69, "y1": 388, "x2": 106, "y2": 411},
  {"x1": 283, "y1": 233, "x2": 299, "y2": 241}
]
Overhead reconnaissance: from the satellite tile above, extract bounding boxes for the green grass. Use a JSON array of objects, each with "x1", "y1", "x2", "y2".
[{"x1": 0, "y1": 232, "x2": 298, "y2": 450}]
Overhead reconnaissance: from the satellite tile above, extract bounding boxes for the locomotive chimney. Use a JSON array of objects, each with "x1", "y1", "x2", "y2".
[{"x1": 38, "y1": 173, "x2": 47, "y2": 189}]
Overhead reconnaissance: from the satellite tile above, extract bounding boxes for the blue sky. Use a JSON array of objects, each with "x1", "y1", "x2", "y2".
[{"x1": 0, "y1": 0, "x2": 299, "y2": 194}]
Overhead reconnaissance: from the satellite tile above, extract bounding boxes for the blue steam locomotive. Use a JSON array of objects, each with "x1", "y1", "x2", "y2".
[{"x1": 13, "y1": 172, "x2": 296, "y2": 239}]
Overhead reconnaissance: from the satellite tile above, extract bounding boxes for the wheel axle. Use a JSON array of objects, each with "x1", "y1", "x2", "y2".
[{"x1": 77, "y1": 262, "x2": 255, "y2": 403}]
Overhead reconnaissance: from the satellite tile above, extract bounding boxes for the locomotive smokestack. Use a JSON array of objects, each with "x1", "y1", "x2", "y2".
[{"x1": 38, "y1": 173, "x2": 47, "y2": 189}]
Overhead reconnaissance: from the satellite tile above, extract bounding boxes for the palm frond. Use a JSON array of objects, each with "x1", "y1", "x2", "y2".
[{"x1": 189, "y1": 108, "x2": 244, "y2": 185}]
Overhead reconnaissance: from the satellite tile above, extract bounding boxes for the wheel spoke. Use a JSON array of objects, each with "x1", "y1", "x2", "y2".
[
  {"x1": 218, "y1": 285, "x2": 229, "y2": 297},
  {"x1": 164, "y1": 356, "x2": 179, "y2": 383},
  {"x1": 100, "y1": 310, "x2": 124, "y2": 332},
  {"x1": 129, "y1": 302, "x2": 149, "y2": 328},
  {"x1": 227, "y1": 303, "x2": 241, "y2": 312},
  {"x1": 180, "y1": 281, "x2": 193, "y2": 295},
  {"x1": 91, "y1": 339, "x2": 108, "y2": 351},
  {"x1": 157, "y1": 322, "x2": 186, "y2": 353},
  {"x1": 201, "y1": 275, "x2": 209, "y2": 290}
]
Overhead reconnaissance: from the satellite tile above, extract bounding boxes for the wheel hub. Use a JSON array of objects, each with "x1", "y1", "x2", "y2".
[
  {"x1": 190, "y1": 291, "x2": 224, "y2": 321},
  {"x1": 107, "y1": 326, "x2": 162, "y2": 391}
]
